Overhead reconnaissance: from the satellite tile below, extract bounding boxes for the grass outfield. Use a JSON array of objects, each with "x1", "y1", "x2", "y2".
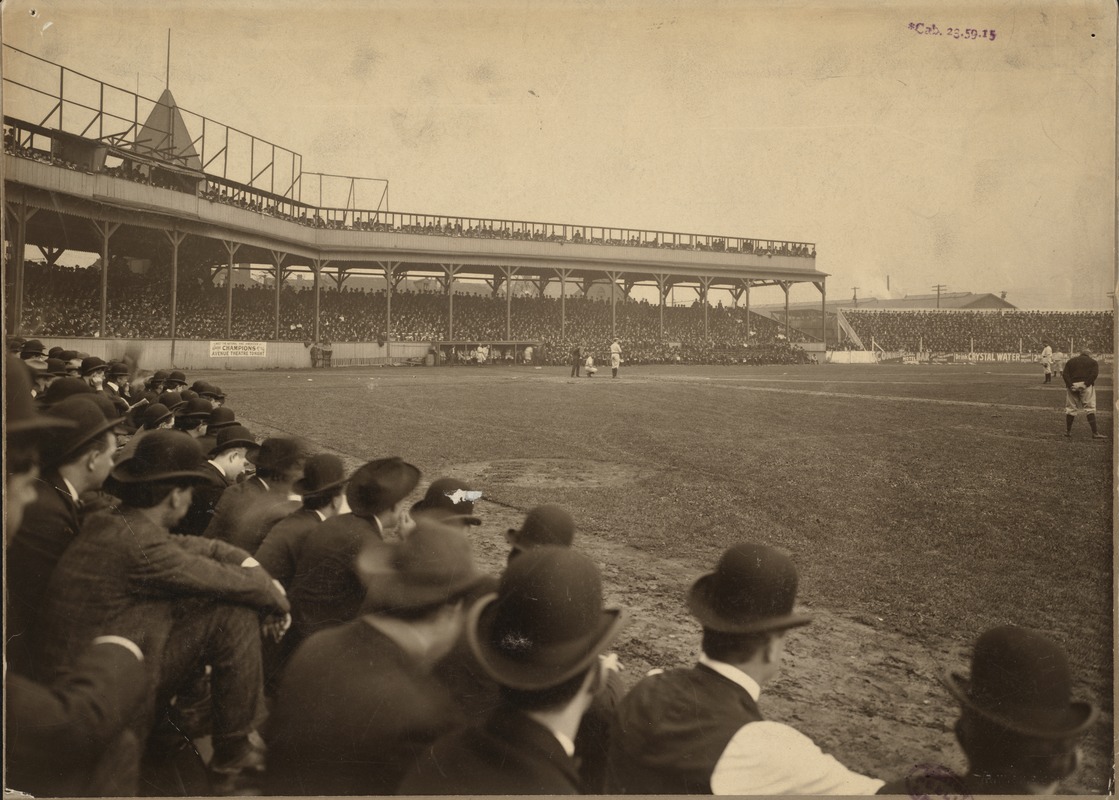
[{"x1": 196, "y1": 361, "x2": 1113, "y2": 791}]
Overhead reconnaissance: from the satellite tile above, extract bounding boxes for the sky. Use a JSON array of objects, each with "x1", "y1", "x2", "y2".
[{"x1": 3, "y1": 0, "x2": 1115, "y2": 309}]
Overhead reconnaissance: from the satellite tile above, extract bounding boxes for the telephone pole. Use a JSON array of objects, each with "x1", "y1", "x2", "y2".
[
  {"x1": 851, "y1": 287, "x2": 859, "y2": 307},
  {"x1": 932, "y1": 284, "x2": 947, "y2": 308}
]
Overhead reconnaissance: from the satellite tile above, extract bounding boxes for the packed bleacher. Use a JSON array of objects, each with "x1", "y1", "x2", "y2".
[
  {"x1": 6, "y1": 123, "x2": 814, "y2": 258},
  {"x1": 13, "y1": 261, "x2": 812, "y2": 366},
  {"x1": 844, "y1": 309, "x2": 1113, "y2": 353},
  {"x1": 5, "y1": 346, "x2": 1103, "y2": 797}
]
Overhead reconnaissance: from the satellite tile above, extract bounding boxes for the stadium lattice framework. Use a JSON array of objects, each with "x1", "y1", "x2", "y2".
[{"x1": 2, "y1": 46, "x2": 827, "y2": 352}]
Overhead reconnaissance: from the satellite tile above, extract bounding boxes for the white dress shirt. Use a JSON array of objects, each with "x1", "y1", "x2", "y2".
[{"x1": 701, "y1": 655, "x2": 885, "y2": 796}]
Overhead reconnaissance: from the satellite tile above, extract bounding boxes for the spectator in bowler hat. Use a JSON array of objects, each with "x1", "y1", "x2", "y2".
[
  {"x1": 266, "y1": 518, "x2": 487, "y2": 795},
  {"x1": 197, "y1": 406, "x2": 237, "y2": 454},
  {"x1": 506, "y1": 504, "x2": 576, "y2": 562},
  {"x1": 20, "y1": 338, "x2": 49, "y2": 371},
  {"x1": 173, "y1": 425, "x2": 256, "y2": 537},
  {"x1": 204, "y1": 436, "x2": 306, "y2": 553},
  {"x1": 606, "y1": 542, "x2": 883, "y2": 794},
  {"x1": 174, "y1": 398, "x2": 213, "y2": 439},
  {"x1": 410, "y1": 476, "x2": 483, "y2": 530},
  {"x1": 6, "y1": 395, "x2": 123, "y2": 678},
  {"x1": 402, "y1": 547, "x2": 628, "y2": 795},
  {"x1": 81, "y1": 357, "x2": 109, "y2": 392},
  {"x1": 4, "y1": 356, "x2": 149, "y2": 798},
  {"x1": 879, "y1": 626, "x2": 1098, "y2": 796},
  {"x1": 36, "y1": 375, "x2": 95, "y2": 408}
]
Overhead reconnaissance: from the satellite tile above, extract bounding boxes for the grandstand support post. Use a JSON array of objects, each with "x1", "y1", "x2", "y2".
[
  {"x1": 442, "y1": 264, "x2": 461, "y2": 340},
  {"x1": 558, "y1": 268, "x2": 572, "y2": 339},
  {"x1": 379, "y1": 261, "x2": 401, "y2": 358},
  {"x1": 778, "y1": 281, "x2": 791, "y2": 341},
  {"x1": 744, "y1": 280, "x2": 752, "y2": 339},
  {"x1": 221, "y1": 241, "x2": 241, "y2": 339},
  {"x1": 503, "y1": 266, "x2": 520, "y2": 341},
  {"x1": 91, "y1": 220, "x2": 121, "y2": 338},
  {"x1": 4, "y1": 202, "x2": 37, "y2": 335},
  {"x1": 814, "y1": 280, "x2": 826, "y2": 350},
  {"x1": 270, "y1": 251, "x2": 288, "y2": 342},
  {"x1": 311, "y1": 258, "x2": 329, "y2": 343},
  {"x1": 699, "y1": 276, "x2": 713, "y2": 340},
  {"x1": 655, "y1": 274, "x2": 670, "y2": 339},
  {"x1": 162, "y1": 230, "x2": 186, "y2": 352},
  {"x1": 606, "y1": 271, "x2": 622, "y2": 338}
]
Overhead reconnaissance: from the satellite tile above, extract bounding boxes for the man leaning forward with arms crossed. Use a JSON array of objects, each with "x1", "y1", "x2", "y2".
[
  {"x1": 606, "y1": 542, "x2": 883, "y2": 794},
  {"x1": 1062, "y1": 348, "x2": 1105, "y2": 439}
]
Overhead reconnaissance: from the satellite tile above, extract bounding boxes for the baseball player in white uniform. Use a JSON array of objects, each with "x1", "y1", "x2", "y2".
[
  {"x1": 610, "y1": 339, "x2": 622, "y2": 379},
  {"x1": 1040, "y1": 342, "x2": 1053, "y2": 384}
]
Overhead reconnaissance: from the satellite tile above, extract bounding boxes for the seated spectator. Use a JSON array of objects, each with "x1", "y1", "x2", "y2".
[
  {"x1": 32, "y1": 431, "x2": 290, "y2": 794},
  {"x1": 173, "y1": 424, "x2": 256, "y2": 537},
  {"x1": 205, "y1": 436, "x2": 306, "y2": 553},
  {"x1": 265, "y1": 518, "x2": 487, "y2": 795},
  {"x1": 4, "y1": 357, "x2": 148, "y2": 797},
  {"x1": 410, "y1": 476, "x2": 483, "y2": 531},
  {"x1": 606, "y1": 542, "x2": 883, "y2": 794},
  {"x1": 402, "y1": 547, "x2": 627, "y2": 795},
  {"x1": 879, "y1": 626, "x2": 1098, "y2": 796},
  {"x1": 505, "y1": 504, "x2": 576, "y2": 562}
]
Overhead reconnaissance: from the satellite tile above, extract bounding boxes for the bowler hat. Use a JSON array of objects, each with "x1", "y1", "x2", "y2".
[
  {"x1": 209, "y1": 424, "x2": 257, "y2": 456},
  {"x1": 207, "y1": 406, "x2": 237, "y2": 430},
  {"x1": 687, "y1": 542, "x2": 813, "y2": 634},
  {"x1": 411, "y1": 477, "x2": 482, "y2": 525},
  {"x1": 346, "y1": 457, "x2": 421, "y2": 518},
  {"x1": 468, "y1": 546, "x2": 626, "y2": 691},
  {"x1": 150, "y1": 369, "x2": 170, "y2": 383},
  {"x1": 8, "y1": 336, "x2": 27, "y2": 354},
  {"x1": 80, "y1": 356, "x2": 109, "y2": 376},
  {"x1": 48, "y1": 346, "x2": 65, "y2": 359},
  {"x1": 37, "y1": 377, "x2": 95, "y2": 407},
  {"x1": 111, "y1": 429, "x2": 221, "y2": 485},
  {"x1": 179, "y1": 389, "x2": 200, "y2": 402},
  {"x1": 179, "y1": 398, "x2": 213, "y2": 419},
  {"x1": 248, "y1": 436, "x2": 307, "y2": 472},
  {"x1": 165, "y1": 370, "x2": 187, "y2": 387},
  {"x1": 944, "y1": 626, "x2": 1098, "y2": 738},
  {"x1": 357, "y1": 517, "x2": 487, "y2": 614},
  {"x1": 508, "y1": 504, "x2": 575, "y2": 549},
  {"x1": 108, "y1": 361, "x2": 130, "y2": 378},
  {"x1": 20, "y1": 339, "x2": 47, "y2": 358},
  {"x1": 6, "y1": 356, "x2": 76, "y2": 434},
  {"x1": 158, "y1": 391, "x2": 187, "y2": 412},
  {"x1": 58, "y1": 350, "x2": 79, "y2": 363},
  {"x1": 44, "y1": 358, "x2": 69, "y2": 377},
  {"x1": 140, "y1": 403, "x2": 175, "y2": 429},
  {"x1": 39, "y1": 396, "x2": 123, "y2": 464},
  {"x1": 294, "y1": 453, "x2": 347, "y2": 496}
]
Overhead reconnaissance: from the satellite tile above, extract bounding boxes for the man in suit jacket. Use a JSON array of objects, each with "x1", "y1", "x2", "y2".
[
  {"x1": 265, "y1": 519, "x2": 486, "y2": 795},
  {"x1": 173, "y1": 424, "x2": 255, "y2": 537},
  {"x1": 284, "y1": 457, "x2": 419, "y2": 652},
  {"x1": 35, "y1": 431, "x2": 291, "y2": 790},
  {"x1": 7, "y1": 395, "x2": 121, "y2": 678},
  {"x1": 605, "y1": 543, "x2": 882, "y2": 795},
  {"x1": 4, "y1": 356, "x2": 148, "y2": 797},
  {"x1": 401, "y1": 547, "x2": 628, "y2": 795},
  {"x1": 205, "y1": 436, "x2": 305, "y2": 552}
]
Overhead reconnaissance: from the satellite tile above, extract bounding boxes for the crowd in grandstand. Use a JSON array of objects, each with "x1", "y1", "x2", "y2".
[
  {"x1": 13, "y1": 261, "x2": 813, "y2": 366},
  {"x1": 6, "y1": 124, "x2": 812, "y2": 258},
  {"x1": 5, "y1": 346, "x2": 1102, "y2": 797},
  {"x1": 844, "y1": 309, "x2": 1113, "y2": 353}
]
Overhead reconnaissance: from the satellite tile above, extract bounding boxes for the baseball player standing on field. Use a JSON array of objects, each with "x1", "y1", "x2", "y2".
[
  {"x1": 1061, "y1": 348, "x2": 1104, "y2": 439},
  {"x1": 610, "y1": 338, "x2": 622, "y2": 379},
  {"x1": 1039, "y1": 341, "x2": 1053, "y2": 384}
]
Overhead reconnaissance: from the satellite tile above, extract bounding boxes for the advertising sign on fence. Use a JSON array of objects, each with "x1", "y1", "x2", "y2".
[{"x1": 209, "y1": 341, "x2": 267, "y2": 358}]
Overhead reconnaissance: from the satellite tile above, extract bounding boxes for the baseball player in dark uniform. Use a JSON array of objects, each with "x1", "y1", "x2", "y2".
[{"x1": 1061, "y1": 349, "x2": 1104, "y2": 439}]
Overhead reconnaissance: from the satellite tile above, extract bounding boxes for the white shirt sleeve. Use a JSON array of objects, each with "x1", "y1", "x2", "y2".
[{"x1": 710, "y1": 720, "x2": 884, "y2": 795}]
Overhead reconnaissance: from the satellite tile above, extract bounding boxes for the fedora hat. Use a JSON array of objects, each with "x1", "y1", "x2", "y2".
[
  {"x1": 508, "y1": 504, "x2": 575, "y2": 550},
  {"x1": 357, "y1": 517, "x2": 487, "y2": 614},
  {"x1": 207, "y1": 406, "x2": 237, "y2": 430},
  {"x1": 248, "y1": 436, "x2": 308, "y2": 472},
  {"x1": 294, "y1": 453, "x2": 347, "y2": 496},
  {"x1": 37, "y1": 377, "x2": 95, "y2": 407},
  {"x1": 112, "y1": 429, "x2": 222, "y2": 485},
  {"x1": 346, "y1": 457, "x2": 421, "y2": 517},
  {"x1": 469, "y1": 547, "x2": 626, "y2": 691},
  {"x1": 687, "y1": 542, "x2": 813, "y2": 634},
  {"x1": 944, "y1": 626, "x2": 1098, "y2": 739},
  {"x1": 140, "y1": 403, "x2": 175, "y2": 429},
  {"x1": 39, "y1": 396, "x2": 124, "y2": 465},
  {"x1": 6, "y1": 356, "x2": 76, "y2": 434},
  {"x1": 80, "y1": 356, "x2": 109, "y2": 376},
  {"x1": 411, "y1": 477, "x2": 482, "y2": 525}
]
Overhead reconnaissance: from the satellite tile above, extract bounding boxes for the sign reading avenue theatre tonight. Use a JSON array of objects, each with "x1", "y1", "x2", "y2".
[{"x1": 209, "y1": 341, "x2": 267, "y2": 358}]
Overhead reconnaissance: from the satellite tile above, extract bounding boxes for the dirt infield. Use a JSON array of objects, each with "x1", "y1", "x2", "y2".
[{"x1": 209, "y1": 362, "x2": 1112, "y2": 792}]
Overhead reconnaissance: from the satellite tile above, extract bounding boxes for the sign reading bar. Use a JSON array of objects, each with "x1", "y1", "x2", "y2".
[{"x1": 209, "y1": 341, "x2": 267, "y2": 358}]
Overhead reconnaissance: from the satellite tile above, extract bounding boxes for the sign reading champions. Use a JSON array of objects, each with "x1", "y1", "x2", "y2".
[{"x1": 209, "y1": 341, "x2": 267, "y2": 358}]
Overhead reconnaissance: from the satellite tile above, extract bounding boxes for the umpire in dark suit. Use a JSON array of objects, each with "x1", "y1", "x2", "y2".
[{"x1": 401, "y1": 547, "x2": 628, "y2": 795}]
